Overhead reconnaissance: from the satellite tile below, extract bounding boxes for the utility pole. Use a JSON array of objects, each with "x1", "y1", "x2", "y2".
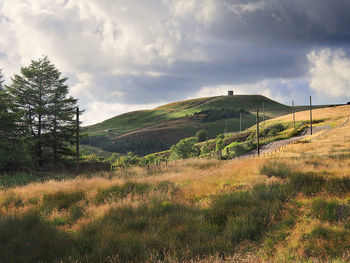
[
  {"x1": 292, "y1": 100, "x2": 295, "y2": 130},
  {"x1": 76, "y1": 107, "x2": 80, "y2": 171},
  {"x1": 310, "y1": 96, "x2": 313, "y2": 135},
  {"x1": 240, "y1": 112, "x2": 242, "y2": 133},
  {"x1": 263, "y1": 101, "x2": 265, "y2": 127},
  {"x1": 256, "y1": 108, "x2": 260, "y2": 155}
]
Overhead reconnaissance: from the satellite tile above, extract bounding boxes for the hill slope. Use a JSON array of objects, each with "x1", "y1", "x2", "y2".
[{"x1": 82, "y1": 95, "x2": 325, "y2": 155}]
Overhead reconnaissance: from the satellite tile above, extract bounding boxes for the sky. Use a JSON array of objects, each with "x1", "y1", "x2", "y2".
[{"x1": 1, "y1": 0, "x2": 350, "y2": 125}]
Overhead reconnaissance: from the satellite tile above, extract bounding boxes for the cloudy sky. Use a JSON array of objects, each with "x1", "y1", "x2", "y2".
[{"x1": 1, "y1": 0, "x2": 350, "y2": 125}]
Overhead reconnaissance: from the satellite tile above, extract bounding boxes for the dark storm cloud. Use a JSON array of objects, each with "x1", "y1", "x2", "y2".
[{"x1": 212, "y1": 0, "x2": 350, "y2": 44}]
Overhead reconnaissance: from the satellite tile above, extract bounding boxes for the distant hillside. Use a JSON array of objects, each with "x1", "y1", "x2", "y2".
[{"x1": 81, "y1": 95, "x2": 326, "y2": 155}]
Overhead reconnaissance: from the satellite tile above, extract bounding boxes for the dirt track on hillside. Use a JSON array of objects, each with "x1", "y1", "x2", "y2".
[{"x1": 249, "y1": 125, "x2": 331, "y2": 156}]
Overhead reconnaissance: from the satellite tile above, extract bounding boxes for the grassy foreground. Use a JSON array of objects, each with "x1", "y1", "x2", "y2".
[{"x1": 1, "y1": 106, "x2": 350, "y2": 262}]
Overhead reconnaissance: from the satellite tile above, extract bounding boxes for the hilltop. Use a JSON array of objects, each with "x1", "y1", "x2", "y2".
[{"x1": 82, "y1": 95, "x2": 301, "y2": 155}]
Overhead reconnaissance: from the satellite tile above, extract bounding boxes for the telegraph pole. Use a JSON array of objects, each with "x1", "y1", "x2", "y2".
[
  {"x1": 240, "y1": 112, "x2": 242, "y2": 133},
  {"x1": 76, "y1": 107, "x2": 80, "y2": 171},
  {"x1": 310, "y1": 96, "x2": 313, "y2": 135},
  {"x1": 263, "y1": 101, "x2": 265, "y2": 127},
  {"x1": 256, "y1": 108, "x2": 260, "y2": 155},
  {"x1": 292, "y1": 100, "x2": 296, "y2": 130}
]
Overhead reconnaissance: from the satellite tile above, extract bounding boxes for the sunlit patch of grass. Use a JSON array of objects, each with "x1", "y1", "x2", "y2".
[
  {"x1": 0, "y1": 191, "x2": 24, "y2": 210},
  {"x1": 94, "y1": 182, "x2": 150, "y2": 204}
]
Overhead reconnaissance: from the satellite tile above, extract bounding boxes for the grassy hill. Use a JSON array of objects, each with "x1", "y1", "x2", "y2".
[
  {"x1": 83, "y1": 95, "x2": 332, "y2": 156},
  {"x1": 87, "y1": 95, "x2": 290, "y2": 135},
  {"x1": 83, "y1": 95, "x2": 291, "y2": 155}
]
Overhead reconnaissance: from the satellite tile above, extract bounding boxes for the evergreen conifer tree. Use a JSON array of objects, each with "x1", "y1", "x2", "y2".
[
  {"x1": 0, "y1": 69, "x2": 29, "y2": 170},
  {"x1": 8, "y1": 57, "x2": 79, "y2": 167}
]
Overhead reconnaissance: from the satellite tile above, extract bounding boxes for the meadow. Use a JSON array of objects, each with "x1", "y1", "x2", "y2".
[{"x1": 1, "y1": 106, "x2": 350, "y2": 262}]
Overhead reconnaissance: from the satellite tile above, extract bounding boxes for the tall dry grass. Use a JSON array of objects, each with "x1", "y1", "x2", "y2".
[{"x1": 1, "y1": 105, "x2": 350, "y2": 262}]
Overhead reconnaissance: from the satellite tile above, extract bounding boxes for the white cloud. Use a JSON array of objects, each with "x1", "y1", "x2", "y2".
[
  {"x1": 308, "y1": 49, "x2": 350, "y2": 98},
  {"x1": 228, "y1": 1, "x2": 266, "y2": 16}
]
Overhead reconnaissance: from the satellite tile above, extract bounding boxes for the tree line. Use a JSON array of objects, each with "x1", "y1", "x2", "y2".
[
  {"x1": 81, "y1": 136, "x2": 168, "y2": 156},
  {"x1": 0, "y1": 57, "x2": 79, "y2": 171},
  {"x1": 194, "y1": 108, "x2": 250, "y2": 122}
]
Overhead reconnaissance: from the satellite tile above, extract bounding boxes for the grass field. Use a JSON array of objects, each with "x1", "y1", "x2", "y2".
[{"x1": 1, "y1": 105, "x2": 350, "y2": 262}]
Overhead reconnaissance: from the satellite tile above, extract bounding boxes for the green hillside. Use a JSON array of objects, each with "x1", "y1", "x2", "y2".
[
  {"x1": 81, "y1": 95, "x2": 327, "y2": 156},
  {"x1": 87, "y1": 95, "x2": 289, "y2": 135}
]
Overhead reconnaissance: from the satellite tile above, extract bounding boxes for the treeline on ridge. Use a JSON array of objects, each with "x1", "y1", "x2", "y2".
[
  {"x1": 194, "y1": 108, "x2": 250, "y2": 122},
  {"x1": 81, "y1": 136, "x2": 168, "y2": 156}
]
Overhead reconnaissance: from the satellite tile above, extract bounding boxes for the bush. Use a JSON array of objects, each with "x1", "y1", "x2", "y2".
[
  {"x1": 227, "y1": 142, "x2": 246, "y2": 157},
  {"x1": 114, "y1": 152, "x2": 141, "y2": 167},
  {"x1": 170, "y1": 137, "x2": 200, "y2": 159},
  {"x1": 215, "y1": 138, "x2": 225, "y2": 152},
  {"x1": 216, "y1": 133, "x2": 225, "y2": 140},
  {"x1": 261, "y1": 123, "x2": 286, "y2": 137},
  {"x1": 195, "y1": 129, "x2": 208, "y2": 142}
]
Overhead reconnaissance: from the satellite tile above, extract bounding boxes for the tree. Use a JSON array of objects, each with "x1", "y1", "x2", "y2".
[
  {"x1": 7, "y1": 57, "x2": 79, "y2": 167},
  {"x1": 48, "y1": 73, "x2": 78, "y2": 165},
  {"x1": 0, "y1": 69, "x2": 30, "y2": 170},
  {"x1": 170, "y1": 137, "x2": 200, "y2": 159},
  {"x1": 195, "y1": 129, "x2": 208, "y2": 142}
]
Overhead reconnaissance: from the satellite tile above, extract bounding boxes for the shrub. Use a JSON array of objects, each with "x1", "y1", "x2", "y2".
[
  {"x1": 216, "y1": 133, "x2": 225, "y2": 140},
  {"x1": 227, "y1": 142, "x2": 246, "y2": 157},
  {"x1": 195, "y1": 129, "x2": 208, "y2": 142},
  {"x1": 170, "y1": 137, "x2": 200, "y2": 159},
  {"x1": 261, "y1": 123, "x2": 286, "y2": 137},
  {"x1": 215, "y1": 138, "x2": 225, "y2": 152},
  {"x1": 82, "y1": 153, "x2": 100, "y2": 162},
  {"x1": 114, "y1": 152, "x2": 141, "y2": 167}
]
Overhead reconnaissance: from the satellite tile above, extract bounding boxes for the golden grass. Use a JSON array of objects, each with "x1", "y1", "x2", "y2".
[
  {"x1": 272, "y1": 105, "x2": 350, "y2": 123},
  {"x1": 1, "y1": 105, "x2": 350, "y2": 261}
]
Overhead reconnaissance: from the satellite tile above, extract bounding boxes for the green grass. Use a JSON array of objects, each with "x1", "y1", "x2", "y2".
[
  {"x1": 303, "y1": 225, "x2": 350, "y2": 259},
  {"x1": 0, "y1": 211, "x2": 73, "y2": 263},
  {"x1": 94, "y1": 182, "x2": 151, "y2": 204},
  {"x1": 311, "y1": 199, "x2": 350, "y2": 222},
  {"x1": 87, "y1": 95, "x2": 289, "y2": 135},
  {"x1": 42, "y1": 190, "x2": 85, "y2": 212}
]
